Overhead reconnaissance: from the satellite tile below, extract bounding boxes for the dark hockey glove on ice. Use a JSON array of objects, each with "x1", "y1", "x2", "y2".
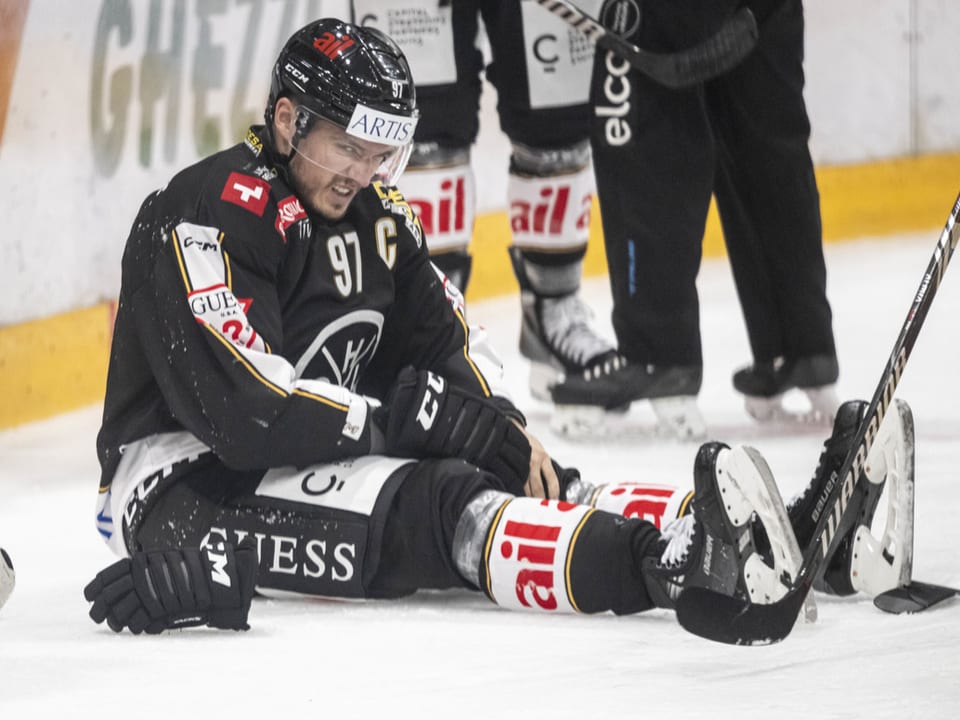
[
  {"x1": 378, "y1": 367, "x2": 532, "y2": 493},
  {"x1": 83, "y1": 540, "x2": 258, "y2": 634}
]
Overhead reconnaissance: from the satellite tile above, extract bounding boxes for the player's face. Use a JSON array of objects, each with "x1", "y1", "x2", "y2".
[{"x1": 288, "y1": 118, "x2": 394, "y2": 220}]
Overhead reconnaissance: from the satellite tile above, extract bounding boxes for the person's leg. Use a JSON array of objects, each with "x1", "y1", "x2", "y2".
[
  {"x1": 557, "y1": 0, "x2": 743, "y2": 436},
  {"x1": 708, "y1": 0, "x2": 838, "y2": 419},
  {"x1": 480, "y1": 0, "x2": 619, "y2": 400}
]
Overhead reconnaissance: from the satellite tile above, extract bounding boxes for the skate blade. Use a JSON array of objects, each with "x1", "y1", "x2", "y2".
[
  {"x1": 528, "y1": 360, "x2": 562, "y2": 403},
  {"x1": 718, "y1": 446, "x2": 817, "y2": 621},
  {"x1": 550, "y1": 397, "x2": 701, "y2": 439},
  {"x1": 550, "y1": 404, "x2": 607, "y2": 436},
  {"x1": 851, "y1": 399, "x2": 916, "y2": 597},
  {"x1": 651, "y1": 396, "x2": 707, "y2": 441},
  {"x1": 743, "y1": 386, "x2": 839, "y2": 426}
]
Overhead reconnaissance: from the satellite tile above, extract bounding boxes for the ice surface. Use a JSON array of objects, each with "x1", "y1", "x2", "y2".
[{"x1": 1, "y1": 232, "x2": 958, "y2": 718}]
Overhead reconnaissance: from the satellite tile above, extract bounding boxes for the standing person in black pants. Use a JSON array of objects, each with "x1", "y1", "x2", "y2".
[{"x1": 553, "y1": 0, "x2": 838, "y2": 427}]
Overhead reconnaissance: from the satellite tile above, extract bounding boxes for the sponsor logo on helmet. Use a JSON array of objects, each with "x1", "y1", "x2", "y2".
[
  {"x1": 313, "y1": 32, "x2": 355, "y2": 60},
  {"x1": 346, "y1": 104, "x2": 417, "y2": 147}
]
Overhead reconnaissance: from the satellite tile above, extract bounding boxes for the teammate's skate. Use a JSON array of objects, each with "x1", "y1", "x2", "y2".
[
  {"x1": 509, "y1": 249, "x2": 618, "y2": 403},
  {"x1": 518, "y1": 285, "x2": 619, "y2": 402},
  {"x1": 733, "y1": 354, "x2": 840, "y2": 425},
  {"x1": 784, "y1": 398, "x2": 915, "y2": 597},
  {"x1": 549, "y1": 358, "x2": 706, "y2": 440},
  {"x1": 643, "y1": 442, "x2": 801, "y2": 609},
  {"x1": 509, "y1": 249, "x2": 705, "y2": 439}
]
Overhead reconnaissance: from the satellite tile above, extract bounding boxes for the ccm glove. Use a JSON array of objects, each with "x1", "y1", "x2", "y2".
[
  {"x1": 83, "y1": 540, "x2": 258, "y2": 634},
  {"x1": 379, "y1": 367, "x2": 531, "y2": 492}
]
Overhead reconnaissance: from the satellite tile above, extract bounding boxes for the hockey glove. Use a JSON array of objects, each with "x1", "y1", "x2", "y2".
[
  {"x1": 83, "y1": 540, "x2": 258, "y2": 634},
  {"x1": 379, "y1": 367, "x2": 532, "y2": 493}
]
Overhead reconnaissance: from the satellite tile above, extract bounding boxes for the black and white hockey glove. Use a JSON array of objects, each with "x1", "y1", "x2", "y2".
[
  {"x1": 83, "y1": 541, "x2": 258, "y2": 635},
  {"x1": 378, "y1": 367, "x2": 532, "y2": 493}
]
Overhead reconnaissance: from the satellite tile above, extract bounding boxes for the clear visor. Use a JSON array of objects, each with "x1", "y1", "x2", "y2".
[{"x1": 292, "y1": 107, "x2": 414, "y2": 187}]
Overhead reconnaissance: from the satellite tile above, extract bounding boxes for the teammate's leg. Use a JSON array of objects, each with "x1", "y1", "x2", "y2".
[{"x1": 480, "y1": 0, "x2": 618, "y2": 403}]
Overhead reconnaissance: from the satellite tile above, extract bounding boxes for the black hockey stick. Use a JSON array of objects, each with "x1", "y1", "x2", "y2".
[
  {"x1": 675, "y1": 191, "x2": 960, "y2": 645},
  {"x1": 534, "y1": 0, "x2": 759, "y2": 89},
  {"x1": 874, "y1": 580, "x2": 960, "y2": 614}
]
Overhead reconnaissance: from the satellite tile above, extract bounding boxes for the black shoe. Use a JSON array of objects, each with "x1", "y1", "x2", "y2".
[{"x1": 733, "y1": 354, "x2": 839, "y2": 398}]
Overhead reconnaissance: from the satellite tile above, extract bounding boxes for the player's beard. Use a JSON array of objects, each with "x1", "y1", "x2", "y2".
[{"x1": 288, "y1": 154, "x2": 361, "y2": 221}]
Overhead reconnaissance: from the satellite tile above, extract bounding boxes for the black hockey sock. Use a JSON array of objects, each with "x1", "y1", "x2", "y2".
[{"x1": 568, "y1": 511, "x2": 664, "y2": 615}]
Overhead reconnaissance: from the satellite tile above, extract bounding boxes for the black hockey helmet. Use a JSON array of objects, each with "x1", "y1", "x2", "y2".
[{"x1": 266, "y1": 18, "x2": 418, "y2": 176}]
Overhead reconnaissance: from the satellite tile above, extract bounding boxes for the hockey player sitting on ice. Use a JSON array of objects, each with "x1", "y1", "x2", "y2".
[{"x1": 83, "y1": 19, "x2": 914, "y2": 636}]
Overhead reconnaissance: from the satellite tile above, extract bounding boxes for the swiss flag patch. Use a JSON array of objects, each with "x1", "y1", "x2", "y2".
[{"x1": 221, "y1": 172, "x2": 270, "y2": 216}]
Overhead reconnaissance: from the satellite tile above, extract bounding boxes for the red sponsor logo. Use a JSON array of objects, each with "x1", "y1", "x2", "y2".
[
  {"x1": 499, "y1": 500, "x2": 578, "y2": 611},
  {"x1": 275, "y1": 195, "x2": 307, "y2": 241},
  {"x1": 314, "y1": 32, "x2": 355, "y2": 59},
  {"x1": 609, "y1": 485, "x2": 674, "y2": 528},
  {"x1": 221, "y1": 172, "x2": 270, "y2": 216},
  {"x1": 510, "y1": 186, "x2": 591, "y2": 236},
  {"x1": 407, "y1": 176, "x2": 467, "y2": 237},
  {"x1": 189, "y1": 284, "x2": 258, "y2": 349}
]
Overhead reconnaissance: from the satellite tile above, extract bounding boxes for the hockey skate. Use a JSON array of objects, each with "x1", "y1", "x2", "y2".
[
  {"x1": 786, "y1": 398, "x2": 915, "y2": 597},
  {"x1": 734, "y1": 354, "x2": 840, "y2": 425},
  {"x1": 519, "y1": 288, "x2": 619, "y2": 400},
  {"x1": 509, "y1": 249, "x2": 621, "y2": 415},
  {"x1": 643, "y1": 442, "x2": 801, "y2": 610},
  {"x1": 549, "y1": 359, "x2": 706, "y2": 440}
]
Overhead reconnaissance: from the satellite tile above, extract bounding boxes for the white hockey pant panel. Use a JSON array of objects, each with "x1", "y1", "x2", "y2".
[
  {"x1": 402, "y1": 148, "x2": 476, "y2": 254},
  {"x1": 851, "y1": 399, "x2": 915, "y2": 596}
]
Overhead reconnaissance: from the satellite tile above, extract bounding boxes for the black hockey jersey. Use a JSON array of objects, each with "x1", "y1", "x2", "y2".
[{"x1": 96, "y1": 126, "x2": 502, "y2": 493}]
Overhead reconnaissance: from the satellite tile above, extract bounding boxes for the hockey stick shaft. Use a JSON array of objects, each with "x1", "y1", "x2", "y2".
[
  {"x1": 534, "y1": 0, "x2": 759, "y2": 89},
  {"x1": 676, "y1": 191, "x2": 960, "y2": 644},
  {"x1": 806, "y1": 192, "x2": 960, "y2": 579}
]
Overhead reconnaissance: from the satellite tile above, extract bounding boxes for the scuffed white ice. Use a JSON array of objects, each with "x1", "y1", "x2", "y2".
[{"x1": 1, "y1": 232, "x2": 958, "y2": 718}]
